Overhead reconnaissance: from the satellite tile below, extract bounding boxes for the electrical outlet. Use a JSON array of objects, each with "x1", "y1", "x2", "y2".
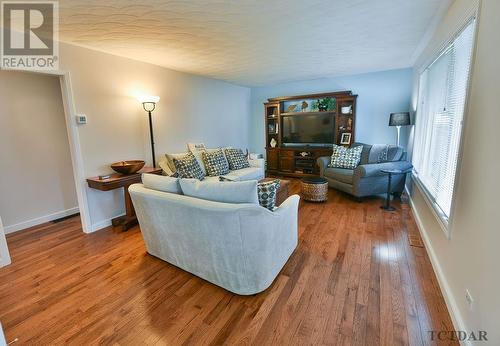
[
  {"x1": 76, "y1": 114, "x2": 87, "y2": 124},
  {"x1": 465, "y1": 289, "x2": 474, "y2": 308}
]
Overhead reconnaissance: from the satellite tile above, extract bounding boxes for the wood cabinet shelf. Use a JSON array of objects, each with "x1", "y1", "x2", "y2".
[
  {"x1": 280, "y1": 110, "x2": 336, "y2": 117},
  {"x1": 264, "y1": 91, "x2": 357, "y2": 178}
]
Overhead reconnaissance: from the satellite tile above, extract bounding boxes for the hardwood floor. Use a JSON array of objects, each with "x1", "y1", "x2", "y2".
[{"x1": 0, "y1": 180, "x2": 456, "y2": 345}]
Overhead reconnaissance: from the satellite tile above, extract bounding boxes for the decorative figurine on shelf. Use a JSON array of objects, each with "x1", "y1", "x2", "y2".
[
  {"x1": 270, "y1": 138, "x2": 277, "y2": 148},
  {"x1": 347, "y1": 118, "x2": 353, "y2": 130},
  {"x1": 287, "y1": 104, "x2": 297, "y2": 113},
  {"x1": 301, "y1": 101, "x2": 308, "y2": 112}
]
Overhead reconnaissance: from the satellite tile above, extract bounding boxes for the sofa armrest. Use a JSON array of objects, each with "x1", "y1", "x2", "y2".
[
  {"x1": 354, "y1": 161, "x2": 413, "y2": 178},
  {"x1": 274, "y1": 194, "x2": 300, "y2": 215},
  {"x1": 317, "y1": 156, "x2": 331, "y2": 176},
  {"x1": 248, "y1": 158, "x2": 265, "y2": 168}
]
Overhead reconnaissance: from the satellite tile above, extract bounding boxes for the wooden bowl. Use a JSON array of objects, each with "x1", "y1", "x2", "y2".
[{"x1": 110, "y1": 160, "x2": 145, "y2": 175}]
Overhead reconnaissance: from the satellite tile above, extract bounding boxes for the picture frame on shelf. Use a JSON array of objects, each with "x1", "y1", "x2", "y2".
[
  {"x1": 268, "y1": 123, "x2": 276, "y2": 134},
  {"x1": 340, "y1": 132, "x2": 351, "y2": 145}
]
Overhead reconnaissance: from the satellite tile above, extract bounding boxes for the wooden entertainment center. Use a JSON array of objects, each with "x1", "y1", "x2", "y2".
[{"x1": 265, "y1": 91, "x2": 357, "y2": 177}]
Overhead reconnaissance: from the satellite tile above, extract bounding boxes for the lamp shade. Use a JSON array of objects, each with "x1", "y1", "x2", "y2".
[
  {"x1": 137, "y1": 95, "x2": 160, "y2": 104},
  {"x1": 389, "y1": 112, "x2": 411, "y2": 126}
]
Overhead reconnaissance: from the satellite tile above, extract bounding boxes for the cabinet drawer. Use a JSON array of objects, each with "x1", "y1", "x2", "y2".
[{"x1": 280, "y1": 150, "x2": 294, "y2": 157}]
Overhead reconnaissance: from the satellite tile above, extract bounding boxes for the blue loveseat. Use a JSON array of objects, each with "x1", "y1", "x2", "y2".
[{"x1": 317, "y1": 143, "x2": 412, "y2": 198}]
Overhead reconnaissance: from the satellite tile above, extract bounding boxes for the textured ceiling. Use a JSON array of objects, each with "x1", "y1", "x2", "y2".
[{"x1": 57, "y1": 0, "x2": 443, "y2": 86}]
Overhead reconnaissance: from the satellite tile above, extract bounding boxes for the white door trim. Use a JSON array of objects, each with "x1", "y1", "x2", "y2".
[{"x1": 0, "y1": 216, "x2": 11, "y2": 267}]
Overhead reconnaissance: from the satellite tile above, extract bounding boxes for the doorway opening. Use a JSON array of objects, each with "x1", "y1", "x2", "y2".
[{"x1": 0, "y1": 70, "x2": 82, "y2": 236}]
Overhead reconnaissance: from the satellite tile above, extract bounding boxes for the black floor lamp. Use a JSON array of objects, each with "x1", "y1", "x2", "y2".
[{"x1": 139, "y1": 95, "x2": 160, "y2": 167}]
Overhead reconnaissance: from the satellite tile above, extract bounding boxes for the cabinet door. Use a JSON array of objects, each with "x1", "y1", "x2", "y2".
[
  {"x1": 280, "y1": 157, "x2": 294, "y2": 172},
  {"x1": 267, "y1": 149, "x2": 279, "y2": 170}
]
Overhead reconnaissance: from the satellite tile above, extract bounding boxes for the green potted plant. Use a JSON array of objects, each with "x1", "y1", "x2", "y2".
[{"x1": 313, "y1": 97, "x2": 336, "y2": 111}]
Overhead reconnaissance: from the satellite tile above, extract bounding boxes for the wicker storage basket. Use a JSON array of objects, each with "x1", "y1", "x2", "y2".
[{"x1": 301, "y1": 178, "x2": 328, "y2": 202}]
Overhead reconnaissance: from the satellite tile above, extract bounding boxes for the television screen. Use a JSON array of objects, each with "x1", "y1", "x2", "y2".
[{"x1": 282, "y1": 113, "x2": 335, "y2": 145}]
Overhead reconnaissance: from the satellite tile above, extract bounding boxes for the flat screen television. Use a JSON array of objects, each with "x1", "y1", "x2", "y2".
[{"x1": 282, "y1": 113, "x2": 335, "y2": 146}]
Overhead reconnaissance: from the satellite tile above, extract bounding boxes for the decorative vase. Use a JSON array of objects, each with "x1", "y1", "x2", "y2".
[{"x1": 270, "y1": 138, "x2": 277, "y2": 148}]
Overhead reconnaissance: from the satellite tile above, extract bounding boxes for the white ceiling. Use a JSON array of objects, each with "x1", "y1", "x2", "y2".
[{"x1": 58, "y1": 0, "x2": 444, "y2": 86}]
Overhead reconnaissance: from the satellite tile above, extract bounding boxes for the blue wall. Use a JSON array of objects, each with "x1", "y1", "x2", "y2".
[{"x1": 249, "y1": 68, "x2": 413, "y2": 153}]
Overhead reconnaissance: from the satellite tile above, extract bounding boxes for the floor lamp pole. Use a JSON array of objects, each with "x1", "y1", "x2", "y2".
[{"x1": 148, "y1": 110, "x2": 156, "y2": 168}]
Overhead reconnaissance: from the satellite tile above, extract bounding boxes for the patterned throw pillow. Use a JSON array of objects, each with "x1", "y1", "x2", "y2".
[
  {"x1": 202, "y1": 149, "x2": 230, "y2": 176},
  {"x1": 329, "y1": 144, "x2": 363, "y2": 169},
  {"x1": 257, "y1": 179, "x2": 281, "y2": 211},
  {"x1": 172, "y1": 153, "x2": 205, "y2": 180},
  {"x1": 224, "y1": 148, "x2": 250, "y2": 170}
]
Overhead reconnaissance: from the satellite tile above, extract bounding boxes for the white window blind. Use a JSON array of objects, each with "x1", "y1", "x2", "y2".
[{"x1": 413, "y1": 19, "x2": 475, "y2": 221}]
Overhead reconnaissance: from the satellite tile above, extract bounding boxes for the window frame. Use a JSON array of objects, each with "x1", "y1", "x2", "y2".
[{"x1": 412, "y1": 15, "x2": 479, "y2": 238}]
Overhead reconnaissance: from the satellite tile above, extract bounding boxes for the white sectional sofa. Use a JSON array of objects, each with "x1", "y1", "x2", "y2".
[{"x1": 129, "y1": 179, "x2": 299, "y2": 295}]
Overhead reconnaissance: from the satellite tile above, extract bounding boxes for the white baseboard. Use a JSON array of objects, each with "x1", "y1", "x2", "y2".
[
  {"x1": 89, "y1": 213, "x2": 125, "y2": 233},
  {"x1": 408, "y1": 190, "x2": 469, "y2": 345},
  {"x1": 4, "y1": 207, "x2": 80, "y2": 234}
]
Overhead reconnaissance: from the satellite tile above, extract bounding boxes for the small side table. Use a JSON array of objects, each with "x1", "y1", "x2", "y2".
[
  {"x1": 87, "y1": 167, "x2": 162, "y2": 230},
  {"x1": 380, "y1": 168, "x2": 412, "y2": 211},
  {"x1": 301, "y1": 177, "x2": 329, "y2": 202}
]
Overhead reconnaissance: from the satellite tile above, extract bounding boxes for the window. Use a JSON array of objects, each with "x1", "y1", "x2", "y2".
[{"x1": 413, "y1": 19, "x2": 476, "y2": 225}]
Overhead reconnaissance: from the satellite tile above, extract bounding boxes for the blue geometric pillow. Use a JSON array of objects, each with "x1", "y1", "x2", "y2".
[
  {"x1": 202, "y1": 149, "x2": 230, "y2": 176},
  {"x1": 329, "y1": 144, "x2": 363, "y2": 169},
  {"x1": 172, "y1": 153, "x2": 205, "y2": 180},
  {"x1": 257, "y1": 179, "x2": 280, "y2": 210},
  {"x1": 224, "y1": 148, "x2": 250, "y2": 170}
]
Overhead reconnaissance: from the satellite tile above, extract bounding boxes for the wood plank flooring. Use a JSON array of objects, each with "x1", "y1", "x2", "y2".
[{"x1": 0, "y1": 180, "x2": 456, "y2": 345}]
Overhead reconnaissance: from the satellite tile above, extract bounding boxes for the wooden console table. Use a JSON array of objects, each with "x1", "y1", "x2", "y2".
[{"x1": 87, "y1": 167, "x2": 162, "y2": 231}]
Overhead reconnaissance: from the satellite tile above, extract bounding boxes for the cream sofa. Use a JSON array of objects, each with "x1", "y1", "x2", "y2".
[
  {"x1": 158, "y1": 152, "x2": 265, "y2": 181},
  {"x1": 129, "y1": 182, "x2": 299, "y2": 295}
]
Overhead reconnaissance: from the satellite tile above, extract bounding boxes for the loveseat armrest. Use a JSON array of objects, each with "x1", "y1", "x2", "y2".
[
  {"x1": 249, "y1": 158, "x2": 265, "y2": 168},
  {"x1": 354, "y1": 161, "x2": 413, "y2": 178},
  {"x1": 317, "y1": 156, "x2": 331, "y2": 176}
]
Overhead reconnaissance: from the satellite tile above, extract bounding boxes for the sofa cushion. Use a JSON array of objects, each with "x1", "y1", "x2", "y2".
[
  {"x1": 224, "y1": 167, "x2": 262, "y2": 181},
  {"x1": 329, "y1": 144, "x2": 362, "y2": 169},
  {"x1": 142, "y1": 173, "x2": 182, "y2": 194},
  {"x1": 225, "y1": 148, "x2": 250, "y2": 170},
  {"x1": 179, "y1": 178, "x2": 258, "y2": 204},
  {"x1": 172, "y1": 153, "x2": 206, "y2": 180},
  {"x1": 323, "y1": 167, "x2": 354, "y2": 184},
  {"x1": 202, "y1": 149, "x2": 230, "y2": 176},
  {"x1": 257, "y1": 179, "x2": 280, "y2": 211}
]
